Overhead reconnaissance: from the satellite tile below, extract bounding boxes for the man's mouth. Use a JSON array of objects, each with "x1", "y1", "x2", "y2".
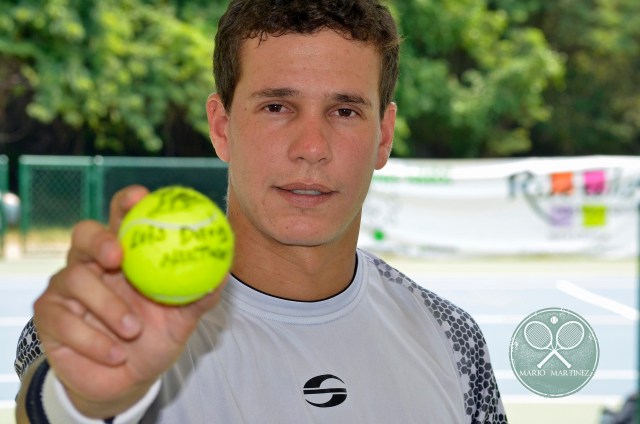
[
  {"x1": 278, "y1": 183, "x2": 333, "y2": 195},
  {"x1": 276, "y1": 184, "x2": 335, "y2": 206},
  {"x1": 290, "y1": 189, "x2": 323, "y2": 196}
]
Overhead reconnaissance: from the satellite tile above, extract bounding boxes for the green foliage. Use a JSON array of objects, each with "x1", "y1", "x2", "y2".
[
  {"x1": 529, "y1": 0, "x2": 640, "y2": 156},
  {"x1": 0, "y1": 0, "x2": 220, "y2": 153},
  {"x1": 0, "y1": 0, "x2": 638, "y2": 158},
  {"x1": 391, "y1": 0, "x2": 564, "y2": 157}
]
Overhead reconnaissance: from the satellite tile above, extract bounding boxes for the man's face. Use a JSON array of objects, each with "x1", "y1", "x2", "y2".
[{"x1": 209, "y1": 30, "x2": 396, "y2": 249}]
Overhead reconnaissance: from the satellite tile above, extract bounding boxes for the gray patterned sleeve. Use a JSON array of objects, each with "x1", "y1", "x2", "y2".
[
  {"x1": 415, "y1": 284, "x2": 508, "y2": 423},
  {"x1": 369, "y1": 255, "x2": 508, "y2": 423},
  {"x1": 15, "y1": 318, "x2": 44, "y2": 379}
]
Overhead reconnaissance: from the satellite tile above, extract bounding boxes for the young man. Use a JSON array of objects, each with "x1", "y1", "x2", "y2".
[{"x1": 15, "y1": 0, "x2": 507, "y2": 422}]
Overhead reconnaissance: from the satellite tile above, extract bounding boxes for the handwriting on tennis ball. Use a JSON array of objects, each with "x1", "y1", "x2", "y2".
[{"x1": 119, "y1": 186, "x2": 234, "y2": 305}]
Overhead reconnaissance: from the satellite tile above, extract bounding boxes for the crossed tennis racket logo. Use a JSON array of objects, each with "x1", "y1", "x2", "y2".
[{"x1": 524, "y1": 320, "x2": 585, "y2": 368}]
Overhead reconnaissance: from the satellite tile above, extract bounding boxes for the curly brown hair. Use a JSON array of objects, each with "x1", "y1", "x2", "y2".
[{"x1": 213, "y1": 0, "x2": 401, "y2": 117}]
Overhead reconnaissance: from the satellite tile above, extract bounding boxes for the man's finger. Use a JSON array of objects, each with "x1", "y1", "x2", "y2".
[
  {"x1": 49, "y1": 265, "x2": 142, "y2": 341},
  {"x1": 66, "y1": 220, "x2": 122, "y2": 271},
  {"x1": 34, "y1": 300, "x2": 127, "y2": 366},
  {"x1": 109, "y1": 185, "x2": 149, "y2": 232}
]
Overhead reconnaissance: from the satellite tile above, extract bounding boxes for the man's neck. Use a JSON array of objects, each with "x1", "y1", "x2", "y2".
[
  {"x1": 231, "y1": 237, "x2": 358, "y2": 301},
  {"x1": 223, "y1": 182, "x2": 362, "y2": 301}
]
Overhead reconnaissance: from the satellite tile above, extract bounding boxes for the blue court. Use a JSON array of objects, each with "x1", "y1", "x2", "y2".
[{"x1": 1, "y1": 254, "x2": 636, "y2": 423}]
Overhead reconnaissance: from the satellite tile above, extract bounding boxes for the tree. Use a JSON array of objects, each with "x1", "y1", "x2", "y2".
[
  {"x1": 390, "y1": 0, "x2": 564, "y2": 157},
  {"x1": 526, "y1": 0, "x2": 640, "y2": 156},
  {"x1": 0, "y1": 0, "x2": 224, "y2": 156},
  {"x1": 1, "y1": 0, "x2": 638, "y2": 160}
]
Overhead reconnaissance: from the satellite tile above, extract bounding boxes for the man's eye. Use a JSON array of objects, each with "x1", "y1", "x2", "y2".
[
  {"x1": 265, "y1": 104, "x2": 283, "y2": 113},
  {"x1": 336, "y1": 108, "x2": 356, "y2": 118}
]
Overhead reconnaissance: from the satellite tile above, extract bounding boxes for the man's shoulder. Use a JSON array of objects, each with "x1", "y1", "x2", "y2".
[
  {"x1": 361, "y1": 249, "x2": 480, "y2": 333},
  {"x1": 360, "y1": 249, "x2": 508, "y2": 424}
]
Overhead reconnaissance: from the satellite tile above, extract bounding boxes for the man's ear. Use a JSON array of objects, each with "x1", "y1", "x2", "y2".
[
  {"x1": 206, "y1": 93, "x2": 230, "y2": 162},
  {"x1": 375, "y1": 102, "x2": 397, "y2": 170}
]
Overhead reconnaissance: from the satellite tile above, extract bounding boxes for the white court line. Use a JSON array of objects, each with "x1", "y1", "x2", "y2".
[
  {"x1": 0, "y1": 374, "x2": 18, "y2": 383},
  {"x1": 502, "y1": 394, "x2": 623, "y2": 406},
  {"x1": 557, "y1": 280, "x2": 639, "y2": 321},
  {"x1": 0, "y1": 317, "x2": 30, "y2": 327},
  {"x1": 495, "y1": 369, "x2": 637, "y2": 381},
  {"x1": 0, "y1": 400, "x2": 15, "y2": 409},
  {"x1": 474, "y1": 314, "x2": 634, "y2": 325}
]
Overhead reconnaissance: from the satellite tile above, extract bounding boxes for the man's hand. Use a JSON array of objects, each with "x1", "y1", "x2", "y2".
[{"x1": 31, "y1": 185, "x2": 225, "y2": 418}]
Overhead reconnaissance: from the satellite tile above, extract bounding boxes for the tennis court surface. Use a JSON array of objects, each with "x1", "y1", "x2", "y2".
[{"x1": 1, "y1": 253, "x2": 635, "y2": 423}]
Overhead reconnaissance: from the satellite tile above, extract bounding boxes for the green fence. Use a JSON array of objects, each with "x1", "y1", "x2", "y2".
[
  {"x1": 92, "y1": 156, "x2": 228, "y2": 222},
  {"x1": 18, "y1": 155, "x2": 228, "y2": 253},
  {"x1": 0, "y1": 155, "x2": 8, "y2": 252}
]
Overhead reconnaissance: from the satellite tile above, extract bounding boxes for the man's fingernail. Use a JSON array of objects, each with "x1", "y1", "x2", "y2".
[
  {"x1": 109, "y1": 345, "x2": 126, "y2": 363},
  {"x1": 98, "y1": 240, "x2": 120, "y2": 265},
  {"x1": 121, "y1": 314, "x2": 141, "y2": 335}
]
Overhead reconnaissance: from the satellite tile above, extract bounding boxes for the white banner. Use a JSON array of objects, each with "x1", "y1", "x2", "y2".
[{"x1": 359, "y1": 156, "x2": 640, "y2": 257}]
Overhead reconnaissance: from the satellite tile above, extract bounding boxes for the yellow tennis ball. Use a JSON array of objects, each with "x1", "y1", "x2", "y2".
[{"x1": 118, "y1": 185, "x2": 234, "y2": 305}]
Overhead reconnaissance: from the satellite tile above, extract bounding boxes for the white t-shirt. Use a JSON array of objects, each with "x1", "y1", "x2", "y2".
[{"x1": 16, "y1": 249, "x2": 507, "y2": 423}]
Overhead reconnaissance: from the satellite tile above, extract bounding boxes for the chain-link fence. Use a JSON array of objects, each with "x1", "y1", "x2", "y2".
[
  {"x1": 92, "y1": 156, "x2": 228, "y2": 222},
  {"x1": 17, "y1": 155, "x2": 228, "y2": 254}
]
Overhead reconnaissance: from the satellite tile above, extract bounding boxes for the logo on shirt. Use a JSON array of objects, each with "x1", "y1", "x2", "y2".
[
  {"x1": 509, "y1": 307, "x2": 599, "y2": 397},
  {"x1": 303, "y1": 374, "x2": 347, "y2": 408}
]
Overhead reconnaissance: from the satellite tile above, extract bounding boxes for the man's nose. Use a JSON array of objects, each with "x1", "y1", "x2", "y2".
[{"x1": 287, "y1": 114, "x2": 333, "y2": 164}]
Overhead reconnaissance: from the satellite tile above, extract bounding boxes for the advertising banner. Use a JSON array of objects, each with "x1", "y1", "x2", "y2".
[{"x1": 360, "y1": 156, "x2": 640, "y2": 257}]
